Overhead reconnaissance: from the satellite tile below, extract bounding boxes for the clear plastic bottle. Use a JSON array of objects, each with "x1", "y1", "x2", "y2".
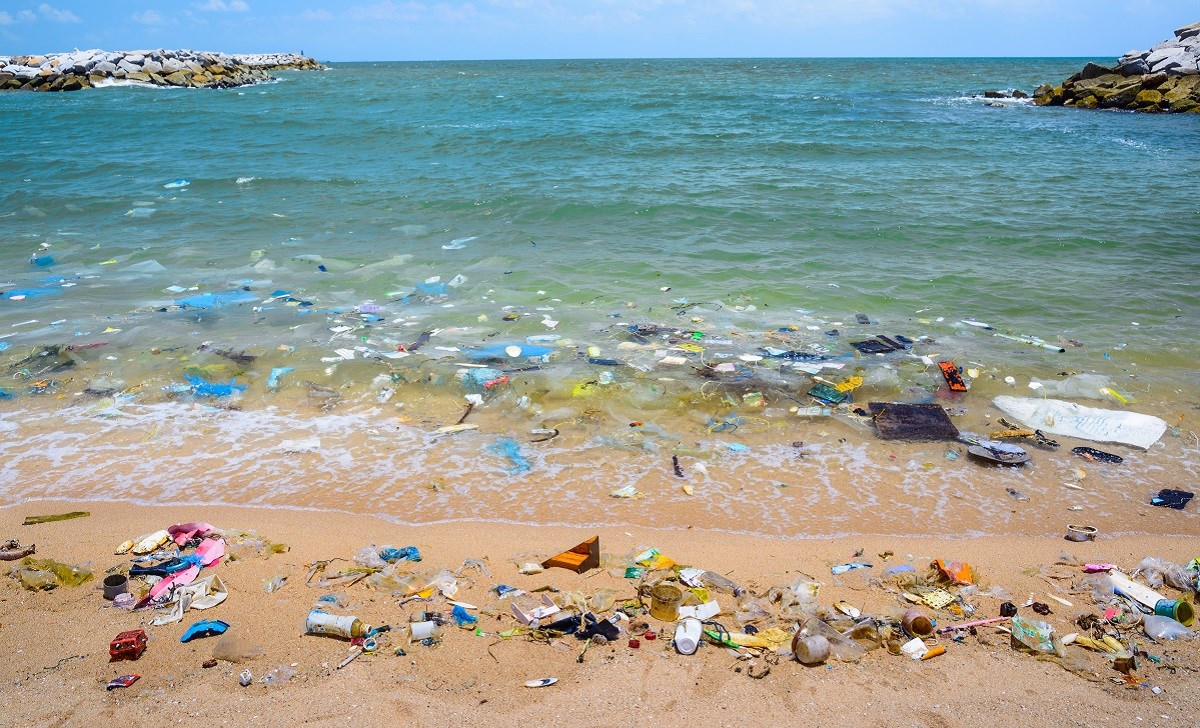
[{"x1": 698, "y1": 570, "x2": 746, "y2": 597}]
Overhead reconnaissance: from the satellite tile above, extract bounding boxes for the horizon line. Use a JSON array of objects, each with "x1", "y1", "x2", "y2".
[{"x1": 313, "y1": 54, "x2": 1112, "y2": 63}]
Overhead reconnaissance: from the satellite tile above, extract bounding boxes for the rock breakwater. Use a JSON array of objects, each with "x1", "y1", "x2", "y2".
[
  {"x1": 1034, "y1": 21, "x2": 1200, "y2": 113},
  {"x1": 0, "y1": 49, "x2": 321, "y2": 92}
]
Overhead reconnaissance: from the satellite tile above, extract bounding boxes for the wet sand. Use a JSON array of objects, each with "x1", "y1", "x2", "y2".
[{"x1": 2, "y1": 500, "x2": 1197, "y2": 727}]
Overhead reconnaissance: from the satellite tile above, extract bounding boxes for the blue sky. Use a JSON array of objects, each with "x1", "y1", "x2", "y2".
[{"x1": 2, "y1": 1, "x2": 1196, "y2": 61}]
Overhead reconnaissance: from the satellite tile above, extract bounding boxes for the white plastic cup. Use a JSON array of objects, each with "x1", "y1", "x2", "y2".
[
  {"x1": 410, "y1": 620, "x2": 437, "y2": 640},
  {"x1": 792, "y1": 634, "x2": 832, "y2": 665}
]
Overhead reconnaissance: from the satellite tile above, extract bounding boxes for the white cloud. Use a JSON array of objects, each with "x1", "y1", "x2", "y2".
[
  {"x1": 17, "y1": 10, "x2": 38, "y2": 22},
  {"x1": 297, "y1": 9, "x2": 335, "y2": 21},
  {"x1": 132, "y1": 10, "x2": 173, "y2": 26},
  {"x1": 38, "y1": 3, "x2": 82, "y2": 22},
  {"x1": 196, "y1": 0, "x2": 251, "y2": 11},
  {"x1": 347, "y1": 1, "x2": 428, "y2": 22},
  {"x1": 0, "y1": 12, "x2": 13, "y2": 26}
]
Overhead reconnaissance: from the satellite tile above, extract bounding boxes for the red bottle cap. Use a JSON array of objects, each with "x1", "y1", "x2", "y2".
[
  {"x1": 644, "y1": 631, "x2": 657, "y2": 640},
  {"x1": 629, "y1": 638, "x2": 640, "y2": 648}
]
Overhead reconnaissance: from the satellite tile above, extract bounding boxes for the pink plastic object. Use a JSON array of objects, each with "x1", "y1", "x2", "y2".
[
  {"x1": 168, "y1": 522, "x2": 214, "y2": 546},
  {"x1": 148, "y1": 564, "x2": 201, "y2": 602},
  {"x1": 195, "y1": 537, "x2": 225, "y2": 567},
  {"x1": 1084, "y1": 563, "x2": 1117, "y2": 573}
]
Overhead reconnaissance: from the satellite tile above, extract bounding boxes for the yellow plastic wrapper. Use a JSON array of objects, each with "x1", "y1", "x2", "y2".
[{"x1": 19, "y1": 557, "x2": 94, "y2": 588}]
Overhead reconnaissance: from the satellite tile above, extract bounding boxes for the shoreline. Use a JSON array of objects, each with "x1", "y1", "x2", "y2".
[{"x1": 3, "y1": 499, "x2": 1198, "y2": 725}]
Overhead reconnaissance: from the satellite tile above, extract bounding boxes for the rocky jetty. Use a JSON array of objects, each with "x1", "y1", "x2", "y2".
[
  {"x1": 1034, "y1": 21, "x2": 1200, "y2": 113},
  {"x1": 0, "y1": 49, "x2": 321, "y2": 92}
]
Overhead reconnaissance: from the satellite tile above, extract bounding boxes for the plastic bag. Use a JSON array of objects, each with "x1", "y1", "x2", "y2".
[
  {"x1": 1010, "y1": 617, "x2": 1060, "y2": 656},
  {"x1": 589, "y1": 588, "x2": 617, "y2": 613},
  {"x1": 16, "y1": 567, "x2": 58, "y2": 591},
  {"x1": 261, "y1": 664, "x2": 296, "y2": 685},
  {"x1": 354, "y1": 545, "x2": 387, "y2": 569},
  {"x1": 1134, "y1": 557, "x2": 1198, "y2": 594},
  {"x1": 18, "y1": 557, "x2": 93, "y2": 588},
  {"x1": 734, "y1": 593, "x2": 772, "y2": 625},
  {"x1": 366, "y1": 563, "x2": 418, "y2": 593},
  {"x1": 766, "y1": 577, "x2": 820, "y2": 621},
  {"x1": 1076, "y1": 573, "x2": 1116, "y2": 605}
]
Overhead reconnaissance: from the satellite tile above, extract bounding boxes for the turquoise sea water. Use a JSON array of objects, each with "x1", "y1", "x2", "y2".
[
  {"x1": 0, "y1": 59, "x2": 1198, "y2": 535},
  {"x1": 2, "y1": 59, "x2": 1198, "y2": 373}
]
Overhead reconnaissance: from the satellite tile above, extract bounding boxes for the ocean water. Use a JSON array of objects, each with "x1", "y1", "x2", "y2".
[{"x1": 1, "y1": 58, "x2": 1197, "y2": 536}]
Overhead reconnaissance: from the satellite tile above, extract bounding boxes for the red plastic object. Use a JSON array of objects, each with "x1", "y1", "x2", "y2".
[
  {"x1": 628, "y1": 638, "x2": 640, "y2": 649},
  {"x1": 109, "y1": 629, "x2": 148, "y2": 662},
  {"x1": 644, "y1": 631, "x2": 657, "y2": 641}
]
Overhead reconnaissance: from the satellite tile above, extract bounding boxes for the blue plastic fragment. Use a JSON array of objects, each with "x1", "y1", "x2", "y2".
[
  {"x1": 379, "y1": 546, "x2": 421, "y2": 563},
  {"x1": 175, "y1": 290, "x2": 257, "y2": 310},
  {"x1": 185, "y1": 373, "x2": 246, "y2": 397},
  {"x1": 415, "y1": 280, "x2": 449, "y2": 296},
  {"x1": 885, "y1": 564, "x2": 917, "y2": 575},
  {"x1": 461, "y1": 367, "x2": 505, "y2": 391},
  {"x1": 831, "y1": 563, "x2": 873, "y2": 575},
  {"x1": 488, "y1": 436, "x2": 531, "y2": 474},
  {"x1": 180, "y1": 619, "x2": 229, "y2": 643},
  {"x1": 4, "y1": 287, "x2": 62, "y2": 300},
  {"x1": 29, "y1": 254, "x2": 55, "y2": 267},
  {"x1": 464, "y1": 344, "x2": 553, "y2": 361},
  {"x1": 725, "y1": 442, "x2": 750, "y2": 452},
  {"x1": 267, "y1": 367, "x2": 294, "y2": 389},
  {"x1": 452, "y1": 605, "x2": 478, "y2": 627}
]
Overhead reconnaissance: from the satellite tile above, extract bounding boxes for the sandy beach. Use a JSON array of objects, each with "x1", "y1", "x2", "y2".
[{"x1": 2, "y1": 499, "x2": 1196, "y2": 727}]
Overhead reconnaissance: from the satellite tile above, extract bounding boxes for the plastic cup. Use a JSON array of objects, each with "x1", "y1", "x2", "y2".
[
  {"x1": 901, "y1": 609, "x2": 934, "y2": 638},
  {"x1": 102, "y1": 573, "x2": 128, "y2": 601},
  {"x1": 410, "y1": 620, "x2": 437, "y2": 640},
  {"x1": 1065, "y1": 524, "x2": 1098, "y2": 542},
  {"x1": 791, "y1": 633, "x2": 831, "y2": 665},
  {"x1": 649, "y1": 585, "x2": 682, "y2": 622}
]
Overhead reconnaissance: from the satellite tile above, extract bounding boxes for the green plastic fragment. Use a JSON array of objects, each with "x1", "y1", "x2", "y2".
[{"x1": 22, "y1": 511, "x2": 91, "y2": 525}]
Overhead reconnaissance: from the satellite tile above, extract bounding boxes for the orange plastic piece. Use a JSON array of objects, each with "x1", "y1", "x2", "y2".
[
  {"x1": 541, "y1": 536, "x2": 600, "y2": 574},
  {"x1": 938, "y1": 362, "x2": 968, "y2": 392},
  {"x1": 933, "y1": 559, "x2": 974, "y2": 585}
]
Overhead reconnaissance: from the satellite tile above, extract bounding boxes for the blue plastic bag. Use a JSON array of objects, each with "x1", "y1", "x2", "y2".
[
  {"x1": 488, "y1": 437, "x2": 531, "y2": 474},
  {"x1": 185, "y1": 374, "x2": 246, "y2": 397}
]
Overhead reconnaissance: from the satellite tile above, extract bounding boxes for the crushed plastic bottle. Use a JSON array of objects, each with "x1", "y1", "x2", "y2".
[
  {"x1": 1143, "y1": 615, "x2": 1194, "y2": 641},
  {"x1": 680, "y1": 567, "x2": 745, "y2": 596}
]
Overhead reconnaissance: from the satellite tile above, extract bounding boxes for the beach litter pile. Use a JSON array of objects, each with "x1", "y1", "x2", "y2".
[{"x1": 10, "y1": 515, "x2": 1197, "y2": 696}]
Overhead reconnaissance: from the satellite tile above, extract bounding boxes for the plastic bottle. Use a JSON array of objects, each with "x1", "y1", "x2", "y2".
[
  {"x1": 794, "y1": 406, "x2": 832, "y2": 417},
  {"x1": 695, "y1": 570, "x2": 746, "y2": 597},
  {"x1": 305, "y1": 609, "x2": 369, "y2": 639},
  {"x1": 1143, "y1": 614, "x2": 1195, "y2": 641}
]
